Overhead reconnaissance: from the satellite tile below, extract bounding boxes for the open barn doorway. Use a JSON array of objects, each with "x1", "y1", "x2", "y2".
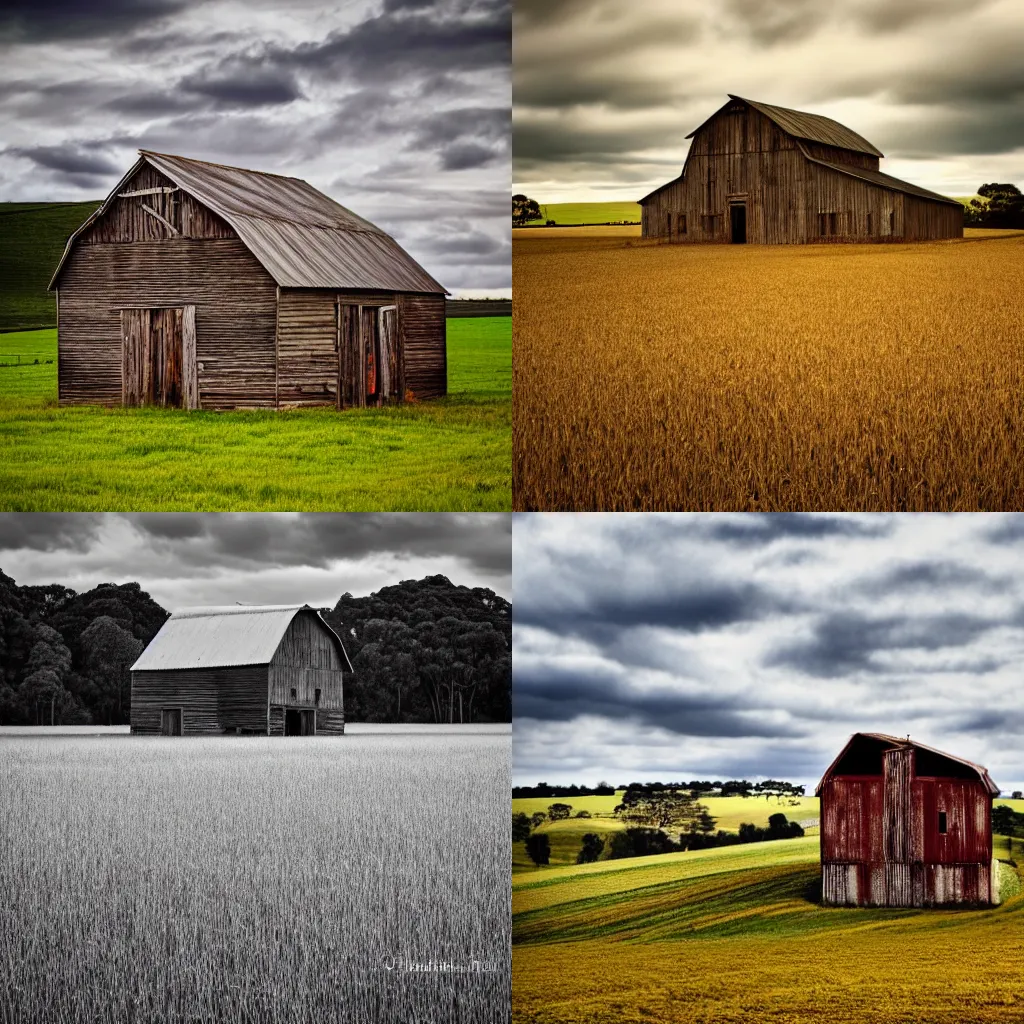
[
  {"x1": 120, "y1": 305, "x2": 198, "y2": 408},
  {"x1": 338, "y1": 303, "x2": 401, "y2": 408},
  {"x1": 285, "y1": 709, "x2": 316, "y2": 735},
  {"x1": 160, "y1": 708, "x2": 182, "y2": 736},
  {"x1": 730, "y1": 204, "x2": 747, "y2": 244}
]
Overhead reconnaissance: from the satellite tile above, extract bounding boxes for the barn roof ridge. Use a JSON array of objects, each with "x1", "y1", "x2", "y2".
[
  {"x1": 50, "y1": 151, "x2": 447, "y2": 294},
  {"x1": 816, "y1": 731, "x2": 998, "y2": 795},
  {"x1": 132, "y1": 603, "x2": 352, "y2": 673},
  {"x1": 720, "y1": 95, "x2": 884, "y2": 158}
]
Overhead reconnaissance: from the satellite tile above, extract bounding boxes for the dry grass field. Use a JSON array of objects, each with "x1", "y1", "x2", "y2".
[
  {"x1": 0, "y1": 728, "x2": 510, "y2": 1024},
  {"x1": 513, "y1": 228, "x2": 1024, "y2": 510}
]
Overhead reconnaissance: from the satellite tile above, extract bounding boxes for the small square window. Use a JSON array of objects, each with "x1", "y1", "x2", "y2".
[
  {"x1": 938, "y1": 811, "x2": 947, "y2": 834},
  {"x1": 290, "y1": 688, "x2": 297, "y2": 699}
]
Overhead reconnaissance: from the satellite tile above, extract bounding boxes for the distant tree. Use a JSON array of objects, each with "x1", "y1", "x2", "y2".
[
  {"x1": 615, "y1": 787, "x2": 706, "y2": 831},
  {"x1": 77, "y1": 616, "x2": 145, "y2": 725},
  {"x1": 574, "y1": 810, "x2": 592, "y2": 818},
  {"x1": 577, "y1": 833, "x2": 605, "y2": 864},
  {"x1": 530, "y1": 812, "x2": 547, "y2": 830},
  {"x1": 1012, "y1": 791, "x2": 1023, "y2": 801},
  {"x1": 968, "y1": 184, "x2": 1024, "y2": 228},
  {"x1": 512, "y1": 195, "x2": 542, "y2": 226},
  {"x1": 547, "y1": 802, "x2": 572, "y2": 821},
  {"x1": 608, "y1": 828, "x2": 675, "y2": 860},
  {"x1": 697, "y1": 809, "x2": 717, "y2": 834},
  {"x1": 512, "y1": 812, "x2": 533, "y2": 843},
  {"x1": 525, "y1": 833, "x2": 550, "y2": 866}
]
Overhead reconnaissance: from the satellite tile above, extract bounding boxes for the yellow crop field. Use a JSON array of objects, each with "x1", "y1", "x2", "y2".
[
  {"x1": 513, "y1": 836, "x2": 1024, "y2": 1023},
  {"x1": 513, "y1": 229, "x2": 1024, "y2": 511}
]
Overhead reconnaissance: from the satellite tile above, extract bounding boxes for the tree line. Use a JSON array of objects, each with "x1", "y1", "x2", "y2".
[
  {"x1": 0, "y1": 570, "x2": 511, "y2": 726},
  {"x1": 514, "y1": 788, "x2": 805, "y2": 866},
  {"x1": 963, "y1": 184, "x2": 1024, "y2": 228}
]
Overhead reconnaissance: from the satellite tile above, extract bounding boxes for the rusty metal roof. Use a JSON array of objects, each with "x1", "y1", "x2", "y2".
[
  {"x1": 807, "y1": 157, "x2": 962, "y2": 206},
  {"x1": 816, "y1": 732, "x2": 998, "y2": 795},
  {"x1": 686, "y1": 95, "x2": 884, "y2": 158},
  {"x1": 131, "y1": 604, "x2": 351, "y2": 672},
  {"x1": 50, "y1": 151, "x2": 446, "y2": 293}
]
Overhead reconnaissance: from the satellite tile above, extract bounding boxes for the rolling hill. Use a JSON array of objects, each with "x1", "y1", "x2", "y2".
[{"x1": 0, "y1": 201, "x2": 102, "y2": 332}]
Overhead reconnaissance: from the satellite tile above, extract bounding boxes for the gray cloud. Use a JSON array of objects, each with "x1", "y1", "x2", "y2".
[
  {"x1": 0, "y1": 514, "x2": 104, "y2": 553},
  {"x1": 0, "y1": 0, "x2": 187, "y2": 43},
  {"x1": 514, "y1": 514, "x2": 1024, "y2": 788}
]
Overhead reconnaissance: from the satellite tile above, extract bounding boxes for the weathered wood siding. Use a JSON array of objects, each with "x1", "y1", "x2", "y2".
[
  {"x1": 268, "y1": 611, "x2": 344, "y2": 735},
  {"x1": 821, "y1": 746, "x2": 993, "y2": 907},
  {"x1": 277, "y1": 290, "x2": 339, "y2": 408},
  {"x1": 78, "y1": 165, "x2": 235, "y2": 244},
  {"x1": 399, "y1": 293, "x2": 446, "y2": 399},
  {"x1": 130, "y1": 665, "x2": 268, "y2": 735},
  {"x1": 58, "y1": 240, "x2": 277, "y2": 409},
  {"x1": 641, "y1": 101, "x2": 962, "y2": 245}
]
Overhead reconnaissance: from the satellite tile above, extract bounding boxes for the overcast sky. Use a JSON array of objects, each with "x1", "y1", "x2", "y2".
[
  {"x1": 0, "y1": 513, "x2": 511, "y2": 609},
  {"x1": 0, "y1": 0, "x2": 510, "y2": 297},
  {"x1": 514, "y1": 0, "x2": 1024, "y2": 203},
  {"x1": 514, "y1": 514, "x2": 1024, "y2": 793}
]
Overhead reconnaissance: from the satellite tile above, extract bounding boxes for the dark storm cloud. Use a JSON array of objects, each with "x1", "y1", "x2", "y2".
[
  {"x1": 515, "y1": 662, "x2": 796, "y2": 738},
  {"x1": 271, "y1": 0, "x2": 510, "y2": 86},
  {"x1": 122, "y1": 514, "x2": 512, "y2": 575},
  {"x1": 0, "y1": 514, "x2": 104, "y2": 552},
  {"x1": 0, "y1": 0, "x2": 187, "y2": 43},
  {"x1": 6, "y1": 144, "x2": 120, "y2": 178},
  {"x1": 721, "y1": 0, "x2": 825, "y2": 46},
  {"x1": 700, "y1": 512, "x2": 893, "y2": 546},
  {"x1": 854, "y1": 559, "x2": 1006, "y2": 599},
  {"x1": 766, "y1": 610, "x2": 1004, "y2": 679},
  {"x1": 179, "y1": 63, "x2": 305, "y2": 108}
]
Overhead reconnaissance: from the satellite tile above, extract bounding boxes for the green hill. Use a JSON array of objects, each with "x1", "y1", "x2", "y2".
[
  {"x1": 514, "y1": 834, "x2": 1024, "y2": 1023},
  {"x1": 0, "y1": 202, "x2": 102, "y2": 332},
  {"x1": 523, "y1": 201, "x2": 641, "y2": 226}
]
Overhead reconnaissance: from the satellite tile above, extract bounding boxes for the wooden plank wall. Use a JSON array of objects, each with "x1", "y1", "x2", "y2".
[
  {"x1": 80, "y1": 165, "x2": 235, "y2": 244},
  {"x1": 130, "y1": 665, "x2": 268, "y2": 735},
  {"x1": 268, "y1": 612, "x2": 344, "y2": 710},
  {"x1": 641, "y1": 104, "x2": 962, "y2": 244},
  {"x1": 58, "y1": 239, "x2": 277, "y2": 408},
  {"x1": 277, "y1": 290, "x2": 340, "y2": 408},
  {"x1": 399, "y1": 293, "x2": 446, "y2": 399}
]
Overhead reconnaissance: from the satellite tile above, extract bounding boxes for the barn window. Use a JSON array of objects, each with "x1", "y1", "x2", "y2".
[
  {"x1": 938, "y1": 811, "x2": 947, "y2": 834},
  {"x1": 829, "y1": 212, "x2": 837, "y2": 235},
  {"x1": 889, "y1": 211, "x2": 895, "y2": 233},
  {"x1": 666, "y1": 212, "x2": 672, "y2": 237},
  {"x1": 819, "y1": 213, "x2": 827, "y2": 237},
  {"x1": 680, "y1": 214, "x2": 687, "y2": 235},
  {"x1": 290, "y1": 687, "x2": 297, "y2": 699},
  {"x1": 314, "y1": 688, "x2": 321, "y2": 706},
  {"x1": 867, "y1": 213, "x2": 873, "y2": 235}
]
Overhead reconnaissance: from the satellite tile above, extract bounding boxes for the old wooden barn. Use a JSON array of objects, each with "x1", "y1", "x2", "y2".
[
  {"x1": 50, "y1": 151, "x2": 447, "y2": 410},
  {"x1": 130, "y1": 605, "x2": 352, "y2": 736},
  {"x1": 817, "y1": 733, "x2": 999, "y2": 907},
  {"x1": 640, "y1": 95, "x2": 963, "y2": 244}
]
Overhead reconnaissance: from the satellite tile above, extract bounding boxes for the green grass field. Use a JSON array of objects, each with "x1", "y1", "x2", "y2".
[
  {"x1": 513, "y1": 834, "x2": 1024, "y2": 1023},
  {"x1": 0, "y1": 201, "x2": 101, "y2": 332},
  {"x1": 0, "y1": 317, "x2": 510, "y2": 510},
  {"x1": 523, "y1": 201, "x2": 642, "y2": 226},
  {"x1": 514, "y1": 794, "x2": 1024, "y2": 872}
]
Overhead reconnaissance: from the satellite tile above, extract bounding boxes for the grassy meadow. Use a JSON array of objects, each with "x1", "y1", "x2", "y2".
[
  {"x1": 0, "y1": 728, "x2": 510, "y2": 1024},
  {"x1": 0, "y1": 316, "x2": 510, "y2": 510},
  {"x1": 513, "y1": 227, "x2": 1024, "y2": 511},
  {"x1": 521, "y1": 201, "x2": 642, "y2": 226},
  {"x1": 513, "y1": 833, "x2": 1024, "y2": 1023}
]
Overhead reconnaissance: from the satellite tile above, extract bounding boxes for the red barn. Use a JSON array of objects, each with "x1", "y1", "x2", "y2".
[{"x1": 816, "y1": 733, "x2": 998, "y2": 907}]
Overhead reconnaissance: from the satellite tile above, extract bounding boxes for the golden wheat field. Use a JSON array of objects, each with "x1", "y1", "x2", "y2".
[{"x1": 513, "y1": 228, "x2": 1024, "y2": 511}]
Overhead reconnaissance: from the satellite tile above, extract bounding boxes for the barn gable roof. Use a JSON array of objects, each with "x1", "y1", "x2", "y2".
[
  {"x1": 686, "y1": 95, "x2": 884, "y2": 158},
  {"x1": 131, "y1": 604, "x2": 352, "y2": 673},
  {"x1": 815, "y1": 732, "x2": 998, "y2": 795},
  {"x1": 50, "y1": 151, "x2": 446, "y2": 294}
]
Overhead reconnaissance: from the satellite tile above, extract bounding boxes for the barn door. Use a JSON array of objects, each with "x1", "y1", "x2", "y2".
[
  {"x1": 300, "y1": 709, "x2": 316, "y2": 736},
  {"x1": 378, "y1": 305, "x2": 400, "y2": 402},
  {"x1": 160, "y1": 708, "x2": 182, "y2": 736},
  {"x1": 338, "y1": 303, "x2": 400, "y2": 408},
  {"x1": 120, "y1": 306, "x2": 198, "y2": 409},
  {"x1": 730, "y1": 204, "x2": 747, "y2": 244}
]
